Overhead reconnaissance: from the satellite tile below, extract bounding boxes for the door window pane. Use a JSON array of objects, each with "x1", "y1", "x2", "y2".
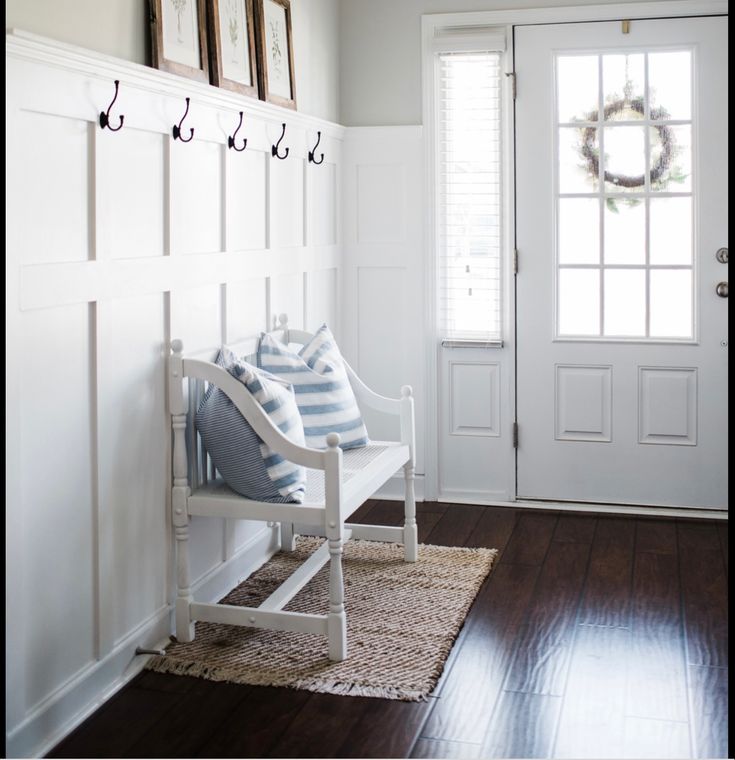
[
  {"x1": 557, "y1": 55, "x2": 599, "y2": 122},
  {"x1": 650, "y1": 270, "x2": 693, "y2": 338},
  {"x1": 651, "y1": 124, "x2": 692, "y2": 192},
  {"x1": 603, "y1": 54, "x2": 645, "y2": 120},
  {"x1": 649, "y1": 51, "x2": 692, "y2": 121},
  {"x1": 559, "y1": 198, "x2": 599, "y2": 264},
  {"x1": 650, "y1": 197, "x2": 693, "y2": 265},
  {"x1": 603, "y1": 126, "x2": 646, "y2": 193},
  {"x1": 604, "y1": 197, "x2": 645, "y2": 264},
  {"x1": 604, "y1": 269, "x2": 646, "y2": 336},
  {"x1": 559, "y1": 269, "x2": 600, "y2": 335},
  {"x1": 559, "y1": 127, "x2": 599, "y2": 192}
]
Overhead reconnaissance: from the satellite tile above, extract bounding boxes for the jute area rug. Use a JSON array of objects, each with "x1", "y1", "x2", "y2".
[{"x1": 146, "y1": 537, "x2": 497, "y2": 701}]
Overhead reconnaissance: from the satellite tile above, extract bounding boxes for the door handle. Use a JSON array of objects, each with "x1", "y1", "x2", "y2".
[{"x1": 716, "y1": 281, "x2": 728, "y2": 298}]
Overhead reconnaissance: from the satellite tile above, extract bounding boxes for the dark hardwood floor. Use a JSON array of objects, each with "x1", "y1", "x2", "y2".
[{"x1": 47, "y1": 501, "x2": 729, "y2": 759}]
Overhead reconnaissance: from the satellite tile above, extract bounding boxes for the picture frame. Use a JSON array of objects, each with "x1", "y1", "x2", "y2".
[
  {"x1": 207, "y1": 0, "x2": 259, "y2": 99},
  {"x1": 149, "y1": 0, "x2": 210, "y2": 83},
  {"x1": 254, "y1": 0, "x2": 297, "y2": 110}
]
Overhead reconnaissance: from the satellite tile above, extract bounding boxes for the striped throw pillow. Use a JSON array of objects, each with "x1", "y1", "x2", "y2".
[
  {"x1": 257, "y1": 325, "x2": 369, "y2": 450},
  {"x1": 195, "y1": 347, "x2": 306, "y2": 503}
]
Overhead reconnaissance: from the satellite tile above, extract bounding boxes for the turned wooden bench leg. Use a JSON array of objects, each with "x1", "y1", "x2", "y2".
[
  {"x1": 327, "y1": 537, "x2": 347, "y2": 661},
  {"x1": 403, "y1": 462, "x2": 418, "y2": 562},
  {"x1": 324, "y1": 433, "x2": 347, "y2": 661},
  {"x1": 280, "y1": 522, "x2": 296, "y2": 552}
]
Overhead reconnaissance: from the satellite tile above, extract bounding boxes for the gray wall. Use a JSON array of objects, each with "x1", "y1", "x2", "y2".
[
  {"x1": 338, "y1": 0, "x2": 664, "y2": 126},
  {"x1": 5, "y1": 0, "x2": 341, "y2": 123}
]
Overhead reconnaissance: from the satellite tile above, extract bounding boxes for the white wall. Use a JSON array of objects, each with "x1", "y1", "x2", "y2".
[
  {"x1": 5, "y1": 0, "x2": 341, "y2": 122},
  {"x1": 5, "y1": 30, "x2": 342, "y2": 758},
  {"x1": 339, "y1": 0, "x2": 678, "y2": 125}
]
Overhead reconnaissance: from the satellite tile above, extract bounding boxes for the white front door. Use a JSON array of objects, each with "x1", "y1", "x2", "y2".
[{"x1": 515, "y1": 16, "x2": 728, "y2": 509}]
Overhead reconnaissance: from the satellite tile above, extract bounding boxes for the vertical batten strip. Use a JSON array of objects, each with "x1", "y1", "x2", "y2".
[
  {"x1": 163, "y1": 291, "x2": 175, "y2": 609},
  {"x1": 90, "y1": 123, "x2": 114, "y2": 659}
]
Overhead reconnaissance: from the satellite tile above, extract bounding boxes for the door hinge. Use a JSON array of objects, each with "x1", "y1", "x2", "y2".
[
  {"x1": 513, "y1": 249, "x2": 519, "y2": 274},
  {"x1": 506, "y1": 71, "x2": 516, "y2": 100},
  {"x1": 512, "y1": 422, "x2": 519, "y2": 448}
]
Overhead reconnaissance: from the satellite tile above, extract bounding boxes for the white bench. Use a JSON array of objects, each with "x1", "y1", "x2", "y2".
[{"x1": 168, "y1": 317, "x2": 417, "y2": 661}]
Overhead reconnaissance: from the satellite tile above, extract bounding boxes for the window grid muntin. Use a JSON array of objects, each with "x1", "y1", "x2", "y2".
[{"x1": 554, "y1": 49, "x2": 694, "y2": 341}]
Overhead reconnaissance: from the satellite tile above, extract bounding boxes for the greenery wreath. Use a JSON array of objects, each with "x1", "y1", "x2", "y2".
[{"x1": 579, "y1": 96, "x2": 675, "y2": 189}]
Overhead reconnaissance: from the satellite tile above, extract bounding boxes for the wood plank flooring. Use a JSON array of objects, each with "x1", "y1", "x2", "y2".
[{"x1": 47, "y1": 501, "x2": 729, "y2": 759}]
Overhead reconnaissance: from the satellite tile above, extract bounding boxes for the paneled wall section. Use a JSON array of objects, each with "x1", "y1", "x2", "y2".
[{"x1": 6, "y1": 33, "x2": 343, "y2": 757}]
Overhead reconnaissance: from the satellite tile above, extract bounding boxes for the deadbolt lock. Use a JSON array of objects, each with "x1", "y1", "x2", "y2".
[{"x1": 716, "y1": 247, "x2": 728, "y2": 263}]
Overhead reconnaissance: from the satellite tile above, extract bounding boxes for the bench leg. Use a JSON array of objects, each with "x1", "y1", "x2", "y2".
[
  {"x1": 327, "y1": 537, "x2": 347, "y2": 661},
  {"x1": 174, "y1": 524, "x2": 195, "y2": 642},
  {"x1": 280, "y1": 521, "x2": 296, "y2": 552},
  {"x1": 403, "y1": 463, "x2": 418, "y2": 562}
]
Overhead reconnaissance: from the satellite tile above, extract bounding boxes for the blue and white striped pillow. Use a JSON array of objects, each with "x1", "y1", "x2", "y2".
[
  {"x1": 257, "y1": 325, "x2": 369, "y2": 450},
  {"x1": 195, "y1": 347, "x2": 306, "y2": 503}
]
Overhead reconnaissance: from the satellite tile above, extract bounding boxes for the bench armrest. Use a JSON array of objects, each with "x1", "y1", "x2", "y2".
[{"x1": 182, "y1": 358, "x2": 330, "y2": 471}]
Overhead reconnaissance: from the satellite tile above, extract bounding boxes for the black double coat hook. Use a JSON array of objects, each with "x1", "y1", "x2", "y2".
[
  {"x1": 228, "y1": 111, "x2": 247, "y2": 151},
  {"x1": 272, "y1": 123, "x2": 289, "y2": 159},
  {"x1": 173, "y1": 97, "x2": 194, "y2": 142},
  {"x1": 308, "y1": 131, "x2": 324, "y2": 164},
  {"x1": 99, "y1": 80, "x2": 124, "y2": 131}
]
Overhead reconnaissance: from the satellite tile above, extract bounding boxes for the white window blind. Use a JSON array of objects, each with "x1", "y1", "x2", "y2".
[{"x1": 438, "y1": 51, "x2": 503, "y2": 341}]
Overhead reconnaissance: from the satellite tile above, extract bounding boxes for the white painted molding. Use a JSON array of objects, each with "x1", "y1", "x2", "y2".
[
  {"x1": 422, "y1": 0, "x2": 728, "y2": 31},
  {"x1": 20, "y1": 246, "x2": 339, "y2": 311},
  {"x1": 6, "y1": 29, "x2": 346, "y2": 138}
]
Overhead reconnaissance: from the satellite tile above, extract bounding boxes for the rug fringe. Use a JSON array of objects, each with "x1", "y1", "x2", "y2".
[{"x1": 145, "y1": 656, "x2": 430, "y2": 701}]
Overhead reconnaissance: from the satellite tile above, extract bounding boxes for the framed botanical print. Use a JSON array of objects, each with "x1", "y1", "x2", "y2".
[
  {"x1": 254, "y1": 0, "x2": 297, "y2": 110},
  {"x1": 150, "y1": 0, "x2": 210, "y2": 83},
  {"x1": 207, "y1": 0, "x2": 259, "y2": 98}
]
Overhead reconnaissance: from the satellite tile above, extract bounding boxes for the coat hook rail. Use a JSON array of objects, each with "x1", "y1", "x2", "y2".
[
  {"x1": 99, "y1": 79, "x2": 124, "y2": 131},
  {"x1": 228, "y1": 111, "x2": 247, "y2": 152},
  {"x1": 308, "y1": 131, "x2": 324, "y2": 164},
  {"x1": 272, "y1": 122, "x2": 289, "y2": 159},
  {"x1": 173, "y1": 97, "x2": 194, "y2": 142}
]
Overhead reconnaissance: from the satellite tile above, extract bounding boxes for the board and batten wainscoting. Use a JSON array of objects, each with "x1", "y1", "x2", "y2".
[{"x1": 6, "y1": 30, "x2": 342, "y2": 758}]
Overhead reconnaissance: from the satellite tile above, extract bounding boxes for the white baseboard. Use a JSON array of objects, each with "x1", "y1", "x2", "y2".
[
  {"x1": 7, "y1": 525, "x2": 279, "y2": 759},
  {"x1": 370, "y1": 473, "x2": 426, "y2": 502},
  {"x1": 6, "y1": 609, "x2": 171, "y2": 759},
  {"x1": 437, "y1": 489, "x2": 511, "y2": 505}
]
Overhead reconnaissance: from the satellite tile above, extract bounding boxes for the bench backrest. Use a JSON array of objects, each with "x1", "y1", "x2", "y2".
[{"x1": 172, "y1": 321, "x2": 314, "y2": 491}]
